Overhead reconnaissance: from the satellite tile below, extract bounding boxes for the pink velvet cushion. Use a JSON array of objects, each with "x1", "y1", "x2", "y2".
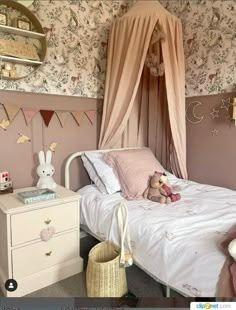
[{"x1": 103, "y1": 148, "x2": 165, "y2": 200}]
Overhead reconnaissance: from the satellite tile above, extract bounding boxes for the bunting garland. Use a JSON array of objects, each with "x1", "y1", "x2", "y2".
[
  {"x1": 4, "y1": 104, "x2": 21, "y2": 121},
  {"x1": 22, "y1": 107, "x2": 39, "y2": 125},
  {"x1": 85, "y1": 110, "x2": 96, "y2": 125},
  {"x1": 40, "y1": 110, "x2": 54, "y2": 127},
  {"x1": 71, "y1": 111, "x2": 84, "y2": 126},
  {"x1": 55, "y1": 111, "x2": 70, "y2": 127},
  {"x1": 0, "y1": 103, "x2": 97, "y2": 129}
]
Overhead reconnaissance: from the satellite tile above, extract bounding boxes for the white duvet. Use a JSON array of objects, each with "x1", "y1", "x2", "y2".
[{"x1": 78, "y1": 174, "x2": 236, "y2": 297}]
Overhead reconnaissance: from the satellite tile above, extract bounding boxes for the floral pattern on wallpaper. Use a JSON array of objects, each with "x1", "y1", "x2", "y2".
[
  {"x1": 160, "y1": 0, "x2": 236, "y2": 97},
  {"x1": 0, "y1": 0, "x2": 235, "y2": 98}
]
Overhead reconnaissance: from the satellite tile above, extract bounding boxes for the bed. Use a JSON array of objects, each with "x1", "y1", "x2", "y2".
[{"x1": 65, "y1": 148, "x2": 236, "y2": 297}]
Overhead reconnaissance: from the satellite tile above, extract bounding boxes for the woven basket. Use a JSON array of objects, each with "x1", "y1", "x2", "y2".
[{"x1": 86, "y1": 241, "x2": 128, "y2": 297}]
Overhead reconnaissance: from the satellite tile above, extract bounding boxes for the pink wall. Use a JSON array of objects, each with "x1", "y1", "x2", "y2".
[
  {"x1": 1, "y1": 89, "x2": 236, "y2": 192},
  {"x1": 0, "y1": 90, "x2": 102, "y2": 191},
  {"x1": 186, "y1": 92, "x2": 236, "y2": 190}
]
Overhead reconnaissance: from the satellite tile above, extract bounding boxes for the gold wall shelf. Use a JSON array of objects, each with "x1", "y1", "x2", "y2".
[
  {"x1": 0, "y1": 55, "x2": 43, "y2": 65},
  {"x1": 0, "y1": 24, "x2": 45, "y2": 40},
  {"x1": 0, "y1": 0, "x2": 47, "y2": 80}
]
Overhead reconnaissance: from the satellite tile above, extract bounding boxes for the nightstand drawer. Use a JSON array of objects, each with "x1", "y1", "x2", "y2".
[
  {"x1": 11, "y1": 201, "x2": 78, "y2": 246},
  {"x1": 12, "y1": 230, "x2": 78, "y2": 279}
]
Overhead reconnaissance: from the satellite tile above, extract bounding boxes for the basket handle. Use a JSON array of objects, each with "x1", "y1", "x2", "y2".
[{"x1": 108, "y1": 203, "x2": 133, "y2": 267}]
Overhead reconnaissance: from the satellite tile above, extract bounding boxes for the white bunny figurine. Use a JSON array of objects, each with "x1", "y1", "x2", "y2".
[{"x1": 36, "y1": 150, "x2": 57, "y2": 189}]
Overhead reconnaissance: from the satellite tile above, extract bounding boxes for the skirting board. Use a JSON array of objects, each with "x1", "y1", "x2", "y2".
[{"x1": 1, "y1": 257, "x2": 83, "y2": 297}]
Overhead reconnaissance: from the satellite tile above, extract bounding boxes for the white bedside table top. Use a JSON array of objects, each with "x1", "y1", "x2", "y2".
[{"x1": 0, "y1": 185, "x2": 80, "y2": 214}]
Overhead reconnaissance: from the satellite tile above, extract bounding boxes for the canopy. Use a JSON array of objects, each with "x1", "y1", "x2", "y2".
[{"x1": 99, "y1": 1, "x2": 187, "y2": 179}]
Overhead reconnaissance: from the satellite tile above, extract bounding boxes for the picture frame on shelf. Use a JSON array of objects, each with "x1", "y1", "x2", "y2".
[
  {"x1": 0, "y1": 12, "x2": 7, "y2": 26},
  {"x1": 16, "y1": 18, "x2": 31, "y2": 31}
]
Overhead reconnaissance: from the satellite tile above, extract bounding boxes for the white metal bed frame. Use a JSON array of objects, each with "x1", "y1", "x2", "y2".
[{"x1": 64, "y1": 148, "x2": 186, "y2": 298}]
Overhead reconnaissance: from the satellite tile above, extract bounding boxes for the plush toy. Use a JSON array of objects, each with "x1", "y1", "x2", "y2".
[
  {"x1": 36, "y1": 150, "x2": 57, "y2": 190},
  {"x1": 160, "y1": 174, "x2": 181, "y2": 202},
  {"x1": 143, "y1": 171, "x2": 171, "y2": 204},
  {"x1": 143, "y1": 171, "x2": 181, "y2": 204}
]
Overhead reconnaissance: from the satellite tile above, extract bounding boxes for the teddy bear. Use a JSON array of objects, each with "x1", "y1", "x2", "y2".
[
  {"x1": 143, "y1": 171, "x2": 171, "y2": 204},
  {"x1": 159, "y1": 172, "x2": 181, "y2": 202},
  {"x1": 143, "y1": 171, "x2": 181, "y2": 204}
]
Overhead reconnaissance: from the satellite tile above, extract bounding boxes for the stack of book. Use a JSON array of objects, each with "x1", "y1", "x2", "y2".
[{"x1": 17, "y1": 188, "x2": 57, "y2": 204}]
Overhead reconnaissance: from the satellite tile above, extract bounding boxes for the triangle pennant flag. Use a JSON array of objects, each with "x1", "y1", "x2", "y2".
[
  {"x1": 85, "y1": 110, "x2": 96, "y2": 125},
  {"x1": 40, "y1": 110, "x2": 54, "y2": 127},
  {"x1": 55, "y1": 111, "x2": 70, "y2": 127},
  {"x1": 72, "y1": 111, "x2": 84, "y2": 126},
  {"x1": 4, "y1": 104, "x2": 21, "y2": 121},
  {"x1": 21, "y1": 107, "x2": 39, "y2": 126}
]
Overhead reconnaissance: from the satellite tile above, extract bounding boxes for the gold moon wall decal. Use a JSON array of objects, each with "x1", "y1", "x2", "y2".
[{"x1": 186, "y1": 101, "x2": 204, "y2": 124}]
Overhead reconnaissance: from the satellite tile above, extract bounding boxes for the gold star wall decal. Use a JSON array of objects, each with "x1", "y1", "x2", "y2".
[
  {"x1": 221, "y1": 97, "x2": 231, "y2": 111},
  {"x1": 211, "y1": 128, "x2": 219, "y2": 136},
  {"x1": 210, "y1": 108, "x2": 219, "y2": 119}
]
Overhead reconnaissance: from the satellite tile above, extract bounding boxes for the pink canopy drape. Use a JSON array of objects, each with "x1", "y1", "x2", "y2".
[{"x1": 99, "y1": 1, "x2": 187, "y2": 179}]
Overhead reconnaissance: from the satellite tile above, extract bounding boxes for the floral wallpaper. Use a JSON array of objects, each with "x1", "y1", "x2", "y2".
[
  {"x1": 0, "y1": 0, "x2": 235, "y2": 98},
  {"x1": 160, "y1": 0, "x2": 236, "y2": 97}
]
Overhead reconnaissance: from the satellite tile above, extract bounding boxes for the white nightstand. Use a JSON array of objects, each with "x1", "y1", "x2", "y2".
[{"x1": 0, "y1": 185, "x2": 83, "y2": 297}]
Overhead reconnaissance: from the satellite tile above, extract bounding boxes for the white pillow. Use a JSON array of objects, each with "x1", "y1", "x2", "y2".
[
  {"x1": 83, "y1": 152, "x2": 121, "y2": 194},
  {"x1": 81, "y1": 155, "x2": 108, "y2": 194}
]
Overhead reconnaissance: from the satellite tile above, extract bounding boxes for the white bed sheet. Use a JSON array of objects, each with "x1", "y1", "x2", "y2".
[{"x1": 78, "y1": 173, "x2": 236, "y2": 297}]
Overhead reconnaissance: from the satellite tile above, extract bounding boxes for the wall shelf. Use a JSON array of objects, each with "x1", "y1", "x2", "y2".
[
  {"x1": 0, "y1": 24, "x2": 45, "y2": 39},
  {"x1": 0, "y1": 55, "x2": 43, "y2": 65},
  {"x1": 0, "y1": 0, "x2": 47, "y2": 80}
]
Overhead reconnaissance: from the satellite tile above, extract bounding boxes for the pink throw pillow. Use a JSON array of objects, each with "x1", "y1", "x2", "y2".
[{"x1": 103, "y1": 148, "x2": 165, "y2": 200}]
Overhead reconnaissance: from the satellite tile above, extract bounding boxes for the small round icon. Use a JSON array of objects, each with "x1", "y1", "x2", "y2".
[{"x1": 5, "y1": 279, "x2": 18, "y2": 292}]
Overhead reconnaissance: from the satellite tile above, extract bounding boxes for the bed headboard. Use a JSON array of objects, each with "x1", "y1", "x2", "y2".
[{"x1": 65, "y1": 147, "x2": 145, "y2": 190}]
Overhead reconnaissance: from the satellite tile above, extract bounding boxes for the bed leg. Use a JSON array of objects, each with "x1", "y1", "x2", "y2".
[{"x1": 166, "y1": 286, "x2": 170, "y2": 297}]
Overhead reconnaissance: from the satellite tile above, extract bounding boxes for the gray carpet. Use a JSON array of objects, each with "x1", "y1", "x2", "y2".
[{"x1": 0, "y1": 236, "x2": 182, "y2": 298}]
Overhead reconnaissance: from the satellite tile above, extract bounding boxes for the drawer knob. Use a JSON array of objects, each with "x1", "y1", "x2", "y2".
[
  {"x1": 45, "y1": 251, "x2": 52, "y2": 256},
  {"x1": 44, "y1": 219, "x2": 52, "y2": 225}
]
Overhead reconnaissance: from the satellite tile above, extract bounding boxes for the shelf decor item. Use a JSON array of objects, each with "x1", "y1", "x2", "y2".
[
  {"x1": 0, "y1": 38, "x2": 40, "y2": 60},
  {"x1": 1, "y1": 68, "x2": 9, "y2": 77},
  {"x1": 1, "y1": 62, "x2": 17, "y2": 78},
  {"x1": 10, "y1": 65, "x2": 16, "y2": 77},
  {"x1": 14, "y1": 18, "x2": 31, "y2": 31},
  {"x1": 0, "y1": 12, "x2": 7, "y2": 25},
  {"x1": 4, "y1": 62, "x2": 13, "y2": 70}
]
